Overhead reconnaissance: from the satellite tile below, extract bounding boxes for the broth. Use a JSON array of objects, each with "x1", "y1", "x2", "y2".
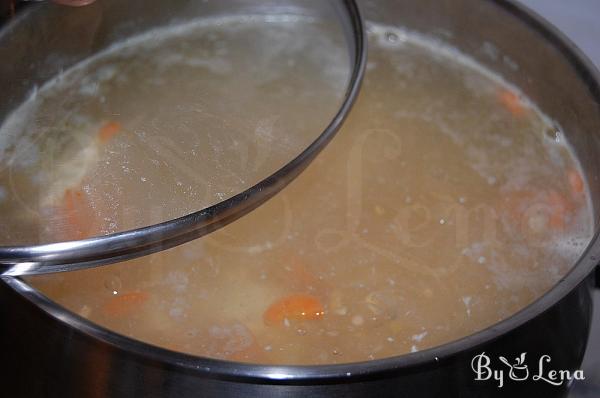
[
  {"x1": 0, "y1": 15, "x2": 347, "y2": 244},
  {"x1": 22, "y1": 24, "x2": 593, "y2": 365}
]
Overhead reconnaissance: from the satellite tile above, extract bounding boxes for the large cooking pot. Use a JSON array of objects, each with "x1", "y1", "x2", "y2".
[{"x1": 1, "y1": 0, "x2": 600, "y2": 397}]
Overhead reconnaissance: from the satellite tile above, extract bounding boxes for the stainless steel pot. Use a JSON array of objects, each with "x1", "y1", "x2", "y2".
[{"x1": 2, "y1": 0, "x2": 600, "y2": 397}]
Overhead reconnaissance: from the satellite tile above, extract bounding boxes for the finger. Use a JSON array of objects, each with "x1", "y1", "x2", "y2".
[{"x1": 52, "y1": 0, "x2": 97, "y2": 6}]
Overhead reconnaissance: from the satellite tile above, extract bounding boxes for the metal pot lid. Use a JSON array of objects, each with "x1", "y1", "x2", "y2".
[{"x1": 0, "y1": 0, "x2": 366, "y2": 275}]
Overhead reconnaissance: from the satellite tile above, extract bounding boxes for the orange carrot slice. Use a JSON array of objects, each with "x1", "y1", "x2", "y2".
[
  {"x1": 547, "y1": 190, "x2": 571, "y2": 230},
  {"x1": 263, "y1": 294, "x2": 325, "y2": 326},
  {"x1": 102, "y1": 291, "x2": 149, "y2": 318},
  {"x1": 498, "y1": 89, "x2": 526, "y2": 117},
  {"x1": 502, "y1": 190, "x2": 572, "y2": 232},
  {"x1": 568, "y1": 169, "x2": 584, "y2": 195},
  {"x1": 97, "y1": 121, "x2": 121, "y2": 144},
  {"x1": 61, "y1": 188, "x2": 94, "y2": 240}
]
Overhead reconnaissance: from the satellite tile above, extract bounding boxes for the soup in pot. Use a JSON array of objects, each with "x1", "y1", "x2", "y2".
[
  {"x1": 0, "y1": 15, "x2": 348, "y2": 244},
  {"x1": 13, "y1": 23, "x2": 594, "y2": 364}
]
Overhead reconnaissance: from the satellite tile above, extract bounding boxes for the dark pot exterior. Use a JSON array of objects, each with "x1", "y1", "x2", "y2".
[{"x1": 2, "y1": 0, "x2": 600, "y2": 397}]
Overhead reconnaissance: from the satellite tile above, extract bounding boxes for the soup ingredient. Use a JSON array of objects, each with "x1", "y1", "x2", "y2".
[
  {"x1": 97, "y1": 121, "x2": 121, "y2": 144},
  {"x1": 502, "y1": 189, "x2": 573, "y2": 233},
  {"x1": 39, "y1": 121, "x2": 122, "y2": 240},
  {"x1": 498, "y1": 88, "x2": 527, "y2": 117},
  {"x1": 60, "y1": 188, "x2": 95, "y2": 239},
  {"x1": 39, "y1": 120, "x2": 122, "y2": 210},
  {"x1": 263, "y1": 294, "x2": 325, "y2": 326},
  {"x1": 568, "y1": 169, "x2": 584, "y2": 194}
]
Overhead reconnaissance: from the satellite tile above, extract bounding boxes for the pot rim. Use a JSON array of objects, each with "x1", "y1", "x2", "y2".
[{"x1": 4, "y1": 0, "x2": 600, "y2": 386}]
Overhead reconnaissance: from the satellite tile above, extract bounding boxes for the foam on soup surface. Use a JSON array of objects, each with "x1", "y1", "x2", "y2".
[{"x1": 25, "y1": 24, "x2": 592, "y2": 365}]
